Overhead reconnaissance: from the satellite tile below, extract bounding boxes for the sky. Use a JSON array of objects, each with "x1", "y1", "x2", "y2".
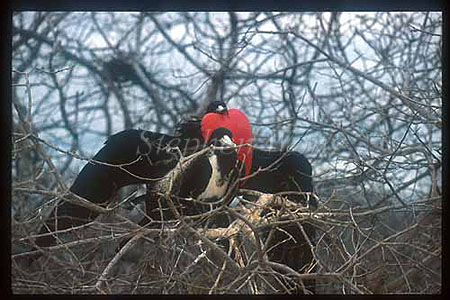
[{"x1": 12, "y1": 12, "x2": 442, "y2": 201}]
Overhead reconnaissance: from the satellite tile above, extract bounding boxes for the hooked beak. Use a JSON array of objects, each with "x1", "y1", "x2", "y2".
[
  {"x1": 216, "y1": 105, "x2": 228, "y2": 115},
  {"x1": 219, "y1": 135, "x2": 235, "y2": 147}
]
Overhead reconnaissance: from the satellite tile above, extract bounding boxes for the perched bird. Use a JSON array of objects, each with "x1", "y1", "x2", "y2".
[
  {"x1": 34, "y1": 129, "x2": 197, "y2": 247},
  {"x1": 145, "y1": 100, "x2": 255, "y2": 223},
  {"x1": 180, "y1": 127, "x2": 239, "y2": 203},
  {"x1": 33, "y1": 97, "x2": 315, "y2": 292},
  {"x1": 146, "y1": 127, "x2": 240, "y2": 220},
  {"x1": 177, "y1": 106, "x2": 317, "y2": 293},
  {"x1": 34, "y1": 125, "x2": 241, "y2": 247},
  {"x1": 200, "y1": 101, "x2": 253, "y2": 177},
  {"x1": 177, "y1": 101, "x2": 314, "y2": 204}
]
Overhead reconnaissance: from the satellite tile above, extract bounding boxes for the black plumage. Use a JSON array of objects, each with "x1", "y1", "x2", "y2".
[
  {"x1": 35, "y1": 102, "x2": 236, "y2": 248},
  {"x1": 35, "y1": 129, "x2": 198, "y2": 247},
  {"x1": 243, "y1": 148, "x2": 316, "y2": 293},
  {"x1": 34, "y1": 100, "x2": 316, "y2": 293},
  {"x1": 173, "y1": 100, "x2": 228, "y2": 140},
  {"x1": 176, "y1": 117, "x2": 317, "y2": 293},
  {"x1": 143, "y1": 127, "x2": 240, "y2": 223},
  {"x1": 177, "y1": 116, "x2": 315, "y2": 205},
  {"x1": 35, "y1": 127, "x2": 238, "y2": 247},
  {"x1": 71, "y1": 130, "x2": 183, "y2": 203},
  {"x1": 244, "y1": 148, "x2": 314, "y2": 204},
  {"x1": 179, "y1": 127, "x2": 238, "y2": 202}
]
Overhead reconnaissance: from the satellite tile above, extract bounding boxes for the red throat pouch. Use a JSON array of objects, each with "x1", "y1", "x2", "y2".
[{"x1": 201, "y1": 109, "x2": 253, "y2": 177}]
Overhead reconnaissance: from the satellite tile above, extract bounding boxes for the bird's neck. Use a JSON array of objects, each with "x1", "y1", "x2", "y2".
[{"x1": 213, "y1": 149, "x2": 237, "y2": 180}]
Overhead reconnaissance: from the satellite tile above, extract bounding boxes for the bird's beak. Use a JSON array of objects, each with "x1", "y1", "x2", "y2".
[
  {"x1": 216, "y1": 105, "x2": 228, "y2": 115},
  {"x1": 219, "y1": 135, "x2": 235, "y2": 147}
]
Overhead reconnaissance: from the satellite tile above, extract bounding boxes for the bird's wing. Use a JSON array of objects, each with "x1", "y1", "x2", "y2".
[{"x1": 36, "y1": 129, "x2": 185, "y2": 247}]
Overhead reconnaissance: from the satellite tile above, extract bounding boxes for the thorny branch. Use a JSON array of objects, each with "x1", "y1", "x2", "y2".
[{"x1": 12, "y1": 12, "x2": 441, "y2": 294}]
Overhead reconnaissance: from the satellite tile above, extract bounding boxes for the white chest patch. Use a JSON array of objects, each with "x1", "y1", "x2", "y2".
[{"x1": 198, "y1": 154, "x2": 229, "y2": 201}]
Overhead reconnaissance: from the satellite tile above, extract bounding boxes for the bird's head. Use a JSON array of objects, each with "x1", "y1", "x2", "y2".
[
  {"x1": 207, "y1": 127, "x2": 235, "y2": 148},
  {"x1": 201, "y1": 104, "x2": 253, "y2": 177},
  {"x1": 206, "y1": 101, "x2": 228, "y2": 115},
  {"x1": 207, "y1": 127, "x2": 239, "y2": 182}
]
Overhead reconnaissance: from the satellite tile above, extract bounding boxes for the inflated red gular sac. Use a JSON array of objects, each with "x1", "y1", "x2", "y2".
[{"x1": 201, "y1": 101, "x2": 253, "y2": 178}]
